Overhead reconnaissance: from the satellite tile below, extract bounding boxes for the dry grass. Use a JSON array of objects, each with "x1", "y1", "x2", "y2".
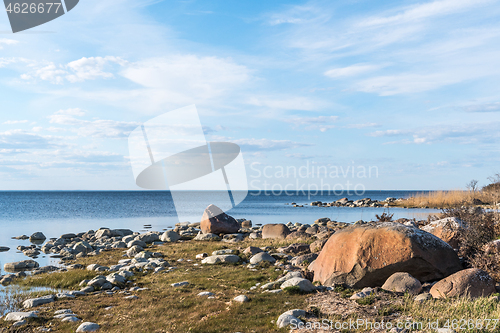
[
  {"x1": 298, "y1": 291, "x2": 500, "y2": 332},
  {"x1": 0, "y1": 238, "x2": 311, "y2": 333},
  {"x1": 393, "y1": 190, "x2": 500, "y2": 208}
]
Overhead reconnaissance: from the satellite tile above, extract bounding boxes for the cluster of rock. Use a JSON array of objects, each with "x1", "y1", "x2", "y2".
[
  {"x1": 2, "y1": 203, "x2": 500, "y2": 332},
  {"x1": 273, "y1": 219, "x2": 500, "y2": 329},
  {"x1": 3, "y1": 308, "x2": 100, "y2": 332},
  {"x1": 292, "y1": 197, "x2": 401, "y2": 208}
]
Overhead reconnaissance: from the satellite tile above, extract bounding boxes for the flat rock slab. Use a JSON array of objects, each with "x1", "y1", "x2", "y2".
[
  {"x1": 4, "y1": 260, "x2": 40, "y2": 272},
  {"x1": 201, "y1": 255, "x2": 240, "y2": 264},
  {"x1": 62, "y1": 316, "x2": 81, "y2": 323},
  {"x1": 3, "y1": 311, "x2": 38, "y2": 321},
  {"x1": 23, "y1": 295, "x2": 55, "y2": 308}
]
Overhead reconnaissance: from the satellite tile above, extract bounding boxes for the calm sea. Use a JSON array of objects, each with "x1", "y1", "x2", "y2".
[{"x1": 0, "y1": 190, "x2": 438, "y2": 272}]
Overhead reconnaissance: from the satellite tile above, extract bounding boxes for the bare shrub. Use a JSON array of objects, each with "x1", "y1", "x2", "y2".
[
  {"x1": 440, "y1": 207, "x2": 498, "y2": 260},
  {"x1": 469, "y1": 248, "x2": 500, "y2": 282},
  {"x1": 375, "y1": 212, "x2": 394, "y2": 222}
]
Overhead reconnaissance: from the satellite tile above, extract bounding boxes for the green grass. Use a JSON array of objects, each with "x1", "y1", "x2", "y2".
[{"x1": 18, "y1": 269, "x2": 100, "y2": 289}]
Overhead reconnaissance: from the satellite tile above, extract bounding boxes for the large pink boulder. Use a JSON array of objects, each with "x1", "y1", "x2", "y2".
[
  {"x1": 310, "y1": 222, "x2": 462, "y2": 288},
  {"x1": 200, "y1": 204, "x2": 239, "y2": 234}
]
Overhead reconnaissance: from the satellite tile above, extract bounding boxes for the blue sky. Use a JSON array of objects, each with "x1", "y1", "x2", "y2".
[{"x1": 0, "y1": 0, "x2": 499, "y2": 191}]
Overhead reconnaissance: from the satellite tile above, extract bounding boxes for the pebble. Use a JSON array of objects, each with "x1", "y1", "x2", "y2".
[
  {"x1": 124, "y1": 295, "x2": 139, "y2": 300},
  {"x1": 197, "y1": 291, "x2": 215, "y2": 297},
  {"x1": 171, "y1": 281, "x2": 189, "y2": 287}
]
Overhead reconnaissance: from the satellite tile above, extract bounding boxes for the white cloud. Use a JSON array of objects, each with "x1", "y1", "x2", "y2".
[
  {"x1": 266, "y1": 5, "x2": 324, "y2": 25},
  {"x1": 66, "y1": 56, "x2": 127, "y2": 83},
  {"x1": 345, "y1": 123, "x2": 380, "y2": 129},
  {"x1": 0, "y1": 38, "x2": 18, "y2": 49},
  {"x1": 21, "y1": 56, "x2": 126, "y2": 84},
  {"x1": 121, "y1": 55, "x2": 250, "y2": 101},
  {"x1": 55, "y1": 108, "x2": 86, "y2": 116},
  {"x1": 369, "y1": 129, "x2": 406, "y2": 137},
  {"x1": 354, "y1": 73, "x2": 459, "y2": 96},
  {"x1": 212, "y1": 136, "x2": 312, "y2": 151},
  {"x1": 0, "y1": 129, "x2": 60, "y2": 149},
  {"x1": 324, "y1": 64, "x2": 380, "y2": 78},
  {"x1": 48, "y1": 112, "x2": 139, "y2": 139},
  {"x1": 463, "y1": 102, "x2": 500, "y2": 112},
  {"x1": 369, "y1": 122, "x2": 500, "y2": 145},
  {"x1": 359, "y1": 0, "x2": 493, "y2": 27},
  {"x1": 246, "y1": 96, "x2": 325, "y2": 111},
  {"x1": 284, "y1": 115, "x2": 338, "y2": 132},
  {"x1": 3, "y1": 120, "x2": 28, "y2": 124}
]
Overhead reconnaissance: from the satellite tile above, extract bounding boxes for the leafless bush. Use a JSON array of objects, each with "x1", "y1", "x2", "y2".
[
  {"x1": 469, "y1": 248, "x2": 500, "y2": 282},
  {"x1": 440, "y1": 207, "x2": 499, "y2": 260},
  {"x1": 375, "y1": 212, "x2": 394, "y2": 222}
]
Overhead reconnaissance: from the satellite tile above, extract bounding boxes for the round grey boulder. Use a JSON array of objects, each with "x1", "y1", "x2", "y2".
[
  {"x1": 76, "y1": 322, "x2": 100, "y2": 332},
  {"x1": 382, "y1": 272, "x2": 422, "y2": 295},
  {"x1": 249, "y1": 252, "x2": 276, "y2": 265},
  {"x1": 233, "y1": 295, "x2": 249, "y2": 303},
  {"x1": 280, "y1": 277, "x2": 315, "y2": 292},
  {"x1": 160, "y1": 230, "x2": 181, "y2": 242}
]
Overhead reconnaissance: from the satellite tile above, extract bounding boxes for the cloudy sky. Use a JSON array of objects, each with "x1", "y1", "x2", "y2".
[{"x1": 0, "y1": 0, "x2": 499, "y2": 191}]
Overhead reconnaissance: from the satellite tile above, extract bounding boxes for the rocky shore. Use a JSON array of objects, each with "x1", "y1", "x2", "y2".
[
  {"x1": 1, "y1": 204, "x2": 500, "y2": 332},
  {"x1": 288, "y1": 197, "x2": 401, "y2": 208}
]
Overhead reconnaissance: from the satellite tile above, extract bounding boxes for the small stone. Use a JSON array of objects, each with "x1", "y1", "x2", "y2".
[
  {"x1": 414, "y1": 293, "x2": 432, "y2": 303},
  {"x1": 196, "y1": 253, "x2": 208, "y2": 259},
  {"x1": 197, "y1": 291, "x2": 215, "y2": 297},
  {"x1": 62, "y1": 316, "x2": 81, "y2": 323},
  {"x1": 233, "y1": 295, "x2": 249, "y2": 303},
  {"x1": 160, "y1": 230, "x2": 181, "y2": 242},
  {"x1": 171, "y1": 281, "x2": 189, "y2": 287},
  {"x1": 350, "y1": 287, "x2": 375, "y2": 300},
  {"x1": 201, "y1": 255, "x2": 240, "y2": 264},
  {"x1": 76, "y1": 322, "x2": 100, "y2": 332},
  {"x1": 382, "y1": 272, "x2": 422, "y2": 295},
  {"x1": 280, "y1": 277, "x2": 315, "y2": 292},
  {"x1": 276, "y1": 311, "x2": 304, "y2": 328},
  {"x1": 249, "y1": 252, "x2": 276, "y2": 265},
  {"x1": 124, "y1": 295, "x2": 139, "y2": 300},
  {"x1": 29, "y1": 232, "x2": 46, "y2": 241},
  {"x1": 12, "y1": 320, "x2": 27, "y2": 327}
]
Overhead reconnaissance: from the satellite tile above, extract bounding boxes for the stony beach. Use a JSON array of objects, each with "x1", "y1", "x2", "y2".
[{"x1": 1, "y1": 200, "x2": 500, "y2": 332}]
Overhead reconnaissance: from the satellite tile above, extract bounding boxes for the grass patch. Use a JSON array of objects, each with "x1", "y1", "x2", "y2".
[
  {"x1": 18, "y1": 269, "x2": 100, "y2": 290},
  {"x1": 393, "y1": 189, "x2": 500, "y2": 208},
  {"x1": 355, "y1": 294, "x2": 376, "y2": 305},
  {"x1": 2, "y1": 238, "x2": 309, "y2": 332},
  {"x1": 283, "y1": 286, "x2": 303, "y2": 295}
]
